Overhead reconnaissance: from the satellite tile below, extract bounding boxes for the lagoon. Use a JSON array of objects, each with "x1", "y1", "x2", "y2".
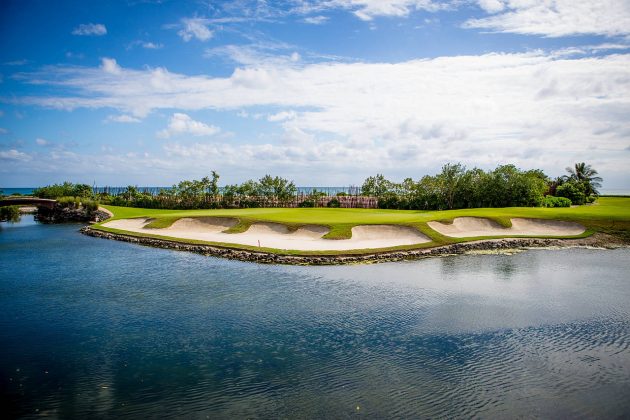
[{"x1": 1, "y1": 216, "x2": 629, "y2": 418}]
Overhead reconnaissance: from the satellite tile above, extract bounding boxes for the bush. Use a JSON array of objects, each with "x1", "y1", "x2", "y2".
[
  {"x1": 327, "y1": 198, "x2": 341, "y2": 208},
  {"x1": 82, "y1": 199, "x2": 99, "y2": 213},
  {"x1": 298, "y1": 200, "x2": 315, "y2": 208},
  {"x1": 57, "y1": 196, "x2": 79, "y2": 208},
  {"x1": 34, "y1": 182, "x2": 94, "y2": 199},
  {"x1": 556, "y1": 181, "x2": 586, "y2": 205},
  {"x1": 0, "y1": 206, "x2": 20, "y2": 222},
  {"x1": 542, "y1": 196, "x2": 572, "y2": 208}
]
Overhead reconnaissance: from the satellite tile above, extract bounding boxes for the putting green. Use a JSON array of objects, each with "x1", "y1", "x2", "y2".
[{"x1": 93, "y1": 197, "x2": 630, "y2": 255}]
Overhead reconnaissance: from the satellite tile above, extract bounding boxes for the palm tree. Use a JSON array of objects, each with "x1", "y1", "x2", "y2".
[{"x1": 566, "y1": 162, "x2": 603, "y2": 195}]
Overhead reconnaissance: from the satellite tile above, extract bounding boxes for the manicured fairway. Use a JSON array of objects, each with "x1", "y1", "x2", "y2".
[{"x1": 94, "y1": 197, "x2": 630, "y2": 255}]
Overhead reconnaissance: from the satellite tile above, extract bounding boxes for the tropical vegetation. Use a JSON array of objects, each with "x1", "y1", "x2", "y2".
[
  {"x1": 0, "y1": 206, "x2": 20, "y2": 223},
  {"x1": 32, "y1": 162, "x2": 604, "y2": 211}
]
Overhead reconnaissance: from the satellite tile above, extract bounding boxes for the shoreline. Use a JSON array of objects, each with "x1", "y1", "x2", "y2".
[{"x1": 80, "y1": 226, "x2": 627, "y2": 265}]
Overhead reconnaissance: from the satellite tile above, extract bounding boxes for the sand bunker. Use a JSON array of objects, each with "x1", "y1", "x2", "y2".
[
  {"x1": 168, "y1": 217, "x2": 237, "y2": 232},
  {"x1": 101, "y1": 218, "x2": 430, "y2": 251},
  {"x1": 428, "y1": 217, "x2": 585, "y2": 238}
]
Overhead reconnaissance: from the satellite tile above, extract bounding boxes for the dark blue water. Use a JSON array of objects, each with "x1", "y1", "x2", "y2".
[{"x1": 1, "y1": 216, "x2": 629, "y2": 418}]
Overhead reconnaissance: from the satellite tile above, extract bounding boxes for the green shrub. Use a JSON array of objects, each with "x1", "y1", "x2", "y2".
[
  {"x1": 298, "y1": 200, "x2": 315, "y2": 208},
  {"x1": 0, "y1": 206, "x2": 20, "y2": 222},
  {"x1": 556, "y1": 181, "x2": 587, "y2": 205},
  {"x1": 542, "y1": 196, "x2": 572, "y2": 208},
  {"x1": 57, "y1": 196, "x2": 79, "y2": 208},
  {"x1": 327, "y1": 198, "x2": 341, "y2": 208},
  {"x1": 82, "y1": 199, "x2": 99, "y2": 213},
  {"x1": 34, "y1": 182, "x2": 94, "y2": 199}
]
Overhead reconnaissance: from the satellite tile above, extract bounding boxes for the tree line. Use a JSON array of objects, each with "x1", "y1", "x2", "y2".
[
  {"x1": 30, "y1": 162, "x2": 602, "y2": 210},
  {"x1": 361, "y1": 162, "x2": 601, "y2": 210}
]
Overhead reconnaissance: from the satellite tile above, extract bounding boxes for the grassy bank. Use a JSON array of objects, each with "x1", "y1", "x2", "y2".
[{"x1": 93, "y1": 197, "x2": 630, "y2": 255}]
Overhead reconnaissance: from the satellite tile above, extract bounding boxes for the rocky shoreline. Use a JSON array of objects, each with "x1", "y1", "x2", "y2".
[{"x1": 80, "y1": 226, "x2": 626, "y2": 265}]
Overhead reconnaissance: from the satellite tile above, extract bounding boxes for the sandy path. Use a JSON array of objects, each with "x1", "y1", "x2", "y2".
[
  {"x1": 428, "y1": 217, "x2": 585, "y2": 238},
  {"x1": 102, "y1": 218, "x2": 430, "y2": 251}
]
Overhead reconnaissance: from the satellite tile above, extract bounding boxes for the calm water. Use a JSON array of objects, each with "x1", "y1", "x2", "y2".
[{"x1": 1, "y1": 216, "x2": 629, "y2": 418}]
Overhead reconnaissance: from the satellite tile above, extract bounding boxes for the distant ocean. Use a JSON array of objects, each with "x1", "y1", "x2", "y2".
[
  {"x1": 1, "y1": 186, "x2": 362, "y2": 196},
  {"x1": 1, "y1": 188, "x2": 36, "y2": 196},
  {"x1": 2, "y1": 187, "x2": 629, "y2": 196}
]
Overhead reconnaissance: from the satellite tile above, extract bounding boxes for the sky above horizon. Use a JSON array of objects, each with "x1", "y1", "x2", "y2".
[{"x1": 1, "y1": 0, "x2": 629, "y2": 188}]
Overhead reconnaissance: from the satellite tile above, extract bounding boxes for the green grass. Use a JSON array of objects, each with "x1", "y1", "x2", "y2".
[{"x1": 94, "y1": 197, "x2": 630, "y2": 255}]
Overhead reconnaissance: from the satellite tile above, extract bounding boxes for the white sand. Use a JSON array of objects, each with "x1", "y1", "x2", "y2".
[
  {"x1": 98, "y1": 207, "x2": 114, "y2": 218},
  {"x1": 427, "y1": 217, "x2": 585, "y2": 238},
  {"x1": 102, "y1": 218, "x2": 430, "y2": 251}
]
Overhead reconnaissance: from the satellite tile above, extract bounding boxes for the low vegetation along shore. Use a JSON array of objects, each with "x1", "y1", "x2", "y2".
[
  {"x1": 82, "y1": 197, "x2": 630, "y2": 264},
  {"x1": 6, "y1": 161, "x2": 627, "y2": 264}
]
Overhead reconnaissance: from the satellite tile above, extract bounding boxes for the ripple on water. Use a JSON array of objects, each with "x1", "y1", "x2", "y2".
[{"x1": 1, "y1": 219, "x2": 630, "y2": 418}]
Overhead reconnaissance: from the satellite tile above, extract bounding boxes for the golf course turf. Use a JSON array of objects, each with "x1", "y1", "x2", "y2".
[{"x1": 88, "y1": 197, "x2": 630, "y2": 257}]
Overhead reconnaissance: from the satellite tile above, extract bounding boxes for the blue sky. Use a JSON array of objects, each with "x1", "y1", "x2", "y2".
[{"x1": 1, "y1": 0, "x2": 629, "y2": 188}]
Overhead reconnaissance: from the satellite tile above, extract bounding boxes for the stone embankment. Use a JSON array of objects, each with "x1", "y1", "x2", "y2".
[{"x1": 80, "y1": 227, "x2": 623, "y2": 266}]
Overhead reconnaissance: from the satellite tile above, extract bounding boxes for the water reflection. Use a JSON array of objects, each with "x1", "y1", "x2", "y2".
[{"x1": 1, "y1": 217, "x2": 629, "y2": 418}]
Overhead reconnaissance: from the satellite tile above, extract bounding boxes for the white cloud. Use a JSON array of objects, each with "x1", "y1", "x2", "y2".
[
  {"x1": 303, "y1": 15, "x2": 329, "y2": 24},
  {"x1": 0, "y1": 149, "x2": 32, "y2": 161},
  {"x1": 268, "y1": 110, "x2": 297, "y2": 122},
  {"x1": 128, "y1": 40, "x2": 164, "y2": 50},
  {"x1": 327, "y1": 0, "x2": 451, "y2": 20},
  {"x1": 204, "y1": 41, "x2": 303, "y2": 67},
  {"x1": 72, "y1": 23, "x2": 107, "y2": 36},
  {"x1": 477, "y1": 0, "x2": 504, "y2": 13},
  {"x1": 35, "y1": 137, "x2": 49, "y2": 145},
  {"x1": 101, "y1": 57, "x2": 122, "y2": 75},
  {"x1": 106, "y1": 114, "x2": 141, "y2": 123},
  {"x1": 465, "y1": 0, "x2": 630, "y2": 38},
  {"x1": 177, "y1": 18, "x2": 213, "y2": 42},
  {"x1": 157, "y1": 113, "x2": 220, "y2": 138},
  {"x1": 141, "y1": 42, "x2": 163, "y2": 49},
  {"x1": 10, "y1": 50, "x2": 630, "y2": 177}
]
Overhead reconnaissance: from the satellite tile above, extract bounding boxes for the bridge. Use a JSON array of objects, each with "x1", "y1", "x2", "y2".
[{"x1": 0, "y1": 198, "x2": 57, "y2": 209}]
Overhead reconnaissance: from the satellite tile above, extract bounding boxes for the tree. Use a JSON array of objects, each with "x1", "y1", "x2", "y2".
[
  {"x1": 566, "y1": 162, "x2": 602, "y2": 196},
  {"x1": 436, "y1": 163, "x2": 466, "y2": 210},
  {"x1": 361, "y1": 174, "x2": 391, "y2": 197}
]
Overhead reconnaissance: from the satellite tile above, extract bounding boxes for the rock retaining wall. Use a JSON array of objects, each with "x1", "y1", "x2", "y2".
[{"x1": 81, "y1": 226, "x2": 618, "y2": 265}]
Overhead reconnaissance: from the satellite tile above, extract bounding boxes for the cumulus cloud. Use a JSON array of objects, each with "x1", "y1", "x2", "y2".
[
  {"x1": 465, "y1": 0, "x2": 630, "y2": 38},
  {"x1": 0, "y1": 149, "x2": 32, "y2": 161},
  {"x1": 177, "y1": 18, "x2": 213, "y2": 41},
  {"x1": 35, "y1": 137, "x2": 49, "y2": 145},
  {"x1": 100, "y1": 57, "x2": 122, "y2": 75},
  {"x1": 8, "y1": 49, "x2": 630, "y2": 177},
  {"x1": 157, "y1": 113, "x2": 220, "y2": 138},
  {"x1": 72, "y1": 23, "x2": 107, "y2": 36},
  {"x1": 476, "y1": 0, "x2": 504, "y2": 13}
]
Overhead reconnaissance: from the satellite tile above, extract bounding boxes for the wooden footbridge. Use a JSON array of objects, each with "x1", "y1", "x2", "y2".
[{"x1": 0, "y1": 198, "x2": 56, "y2": 209}]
